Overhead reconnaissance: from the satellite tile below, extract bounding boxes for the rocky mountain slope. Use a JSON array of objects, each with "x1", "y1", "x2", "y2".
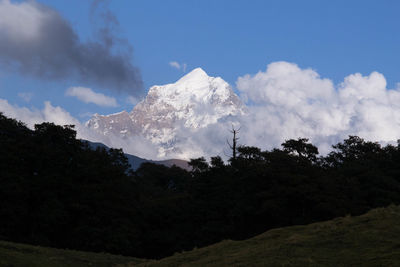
[{"x1": 86, "y1": 68, "x2": 245, "y2": 158}]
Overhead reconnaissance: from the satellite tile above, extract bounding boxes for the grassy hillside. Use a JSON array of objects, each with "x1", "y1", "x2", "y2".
[
  {"x1": 1, "y1": 205, "x2": 399, "y2": 266},
  {"x1": 0, "y1": 241, "x2": 146, "y2": 267},
  {"x1": 136, "y1": 205, "x2": 400, "y2": 267}
]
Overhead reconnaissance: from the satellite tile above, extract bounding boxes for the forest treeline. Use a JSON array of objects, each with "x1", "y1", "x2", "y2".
[{"x1": 1, "y1": 113, "x2": 400, "y2": 259}]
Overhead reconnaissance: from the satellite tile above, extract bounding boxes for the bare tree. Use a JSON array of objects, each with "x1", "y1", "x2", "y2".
[{"x1": 227, "y1": 125, "x2": 240, "y2": 161}]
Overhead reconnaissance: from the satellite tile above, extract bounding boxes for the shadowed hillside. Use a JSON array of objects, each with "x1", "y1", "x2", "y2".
[
  {"x1": 1, "y1": 205, "x2": 399, "y2": 266},
  {"x1": 0, "y1": 240, "x2": 145, "y2": 267},
  {"x1": 135, "y1": 205, "x2": 400, "y2": 267}
]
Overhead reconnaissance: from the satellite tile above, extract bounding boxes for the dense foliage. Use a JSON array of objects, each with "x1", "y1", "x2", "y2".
[{"x1": 1, "y1": 113, "x2": 400, "y2": 259}]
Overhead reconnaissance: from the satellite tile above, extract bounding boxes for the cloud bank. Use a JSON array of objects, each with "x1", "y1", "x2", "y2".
[
  {"x1": 0, "y1": 0, "x2": 142, "y2": 93},
  {"x1": 237, "y1": 61, "x2": 400, "y2": 154},
  {"x1": 66, "y1": 87, "x2": 118, "y2": 107},
  {"x1": 0, "y1": 98, "x2": 82, "y2": 131}
]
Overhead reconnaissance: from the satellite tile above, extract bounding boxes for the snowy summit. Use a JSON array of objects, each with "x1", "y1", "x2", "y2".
[{"x1": 86, "y1": 68, "x2": 245, "y2": 157}]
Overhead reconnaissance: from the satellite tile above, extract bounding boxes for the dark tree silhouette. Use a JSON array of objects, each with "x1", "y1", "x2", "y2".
[
  {"x1": 227, "y1": 125, "x2": 240, "y2": 162},
  {"x1": 1, "y1": 113, "x2": 400, "y2": 259},
  {"x1": 188, "y1": 157, "x2": 209, "y2": 173},
  {"x1": 282, "y1": 138, "x2": 319, "y2": 162}
]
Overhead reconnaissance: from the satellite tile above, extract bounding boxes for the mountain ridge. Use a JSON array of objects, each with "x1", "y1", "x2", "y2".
[
  {"x1": 86, "y1": 68, "x2": 245, "y2": 158},
  {"x1": 85, "y1": 140, "x2": 190, "y2": 170}
]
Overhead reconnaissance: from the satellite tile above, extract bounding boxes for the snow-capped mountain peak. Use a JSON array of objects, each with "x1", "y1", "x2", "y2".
[
  {"x1": 175, "y1": 67, "x2": 209, "y2": 84},
  {"x1": 86, "y1": 68, "x2": 245, "y2": 158},
  {"x1": 147, "y1": 68, "x2": 235, "y2": 108}
]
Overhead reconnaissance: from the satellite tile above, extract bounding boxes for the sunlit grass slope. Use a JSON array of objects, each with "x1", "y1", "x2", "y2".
[{"x1": 137, "y1": 205, "x2": 400, "y2": 267}]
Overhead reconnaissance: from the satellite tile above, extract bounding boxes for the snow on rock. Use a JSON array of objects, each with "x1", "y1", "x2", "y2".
[{"x1": 86, "y1": 68, "x2": 245, "y2": 158}]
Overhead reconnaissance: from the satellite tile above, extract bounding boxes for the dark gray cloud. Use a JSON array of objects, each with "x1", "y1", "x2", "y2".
[
  {"x1": 90, "y1": 0, "x2": 122, "y2": 50},
  {"x1": 0, "y1": 0, "x2": 143, "y2": 94}
]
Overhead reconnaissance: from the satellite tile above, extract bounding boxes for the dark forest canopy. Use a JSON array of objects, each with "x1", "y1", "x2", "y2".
[{"x1": 1, "y1": 113, "x2": 400, "y2": 259}]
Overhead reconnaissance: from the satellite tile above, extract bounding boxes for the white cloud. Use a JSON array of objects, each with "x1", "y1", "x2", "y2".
[
  {"x1": 0, "y1": 98, "x2": 100, "y2": 141},
  {"x1": 169, "y1": 61, "x2": 187, "y2": 72},
  {"x1": 0, "y1": 99, "x2": 113, "y2": 152},
  {"x1": 236, "y1": 61, "x2": 400, "y2": 154},
  {"x1": 0, "y1": 98, "x2": 160, "y2": 159},
  {"x1": 66, "y1": 87, "x2": 118, "y2": 107},
  {"x1": 0, "y1": 98, "x2": 79, "y2": 128}
]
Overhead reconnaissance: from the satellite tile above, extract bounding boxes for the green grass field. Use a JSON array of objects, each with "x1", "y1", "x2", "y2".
[{"x1": 1, "y1": 205, "x2": 400, "y2": 267}]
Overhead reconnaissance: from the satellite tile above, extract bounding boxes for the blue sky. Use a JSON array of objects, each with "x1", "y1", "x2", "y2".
[{"x1": 1, "y1": 0, "x2": 400, "y2": 122}]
